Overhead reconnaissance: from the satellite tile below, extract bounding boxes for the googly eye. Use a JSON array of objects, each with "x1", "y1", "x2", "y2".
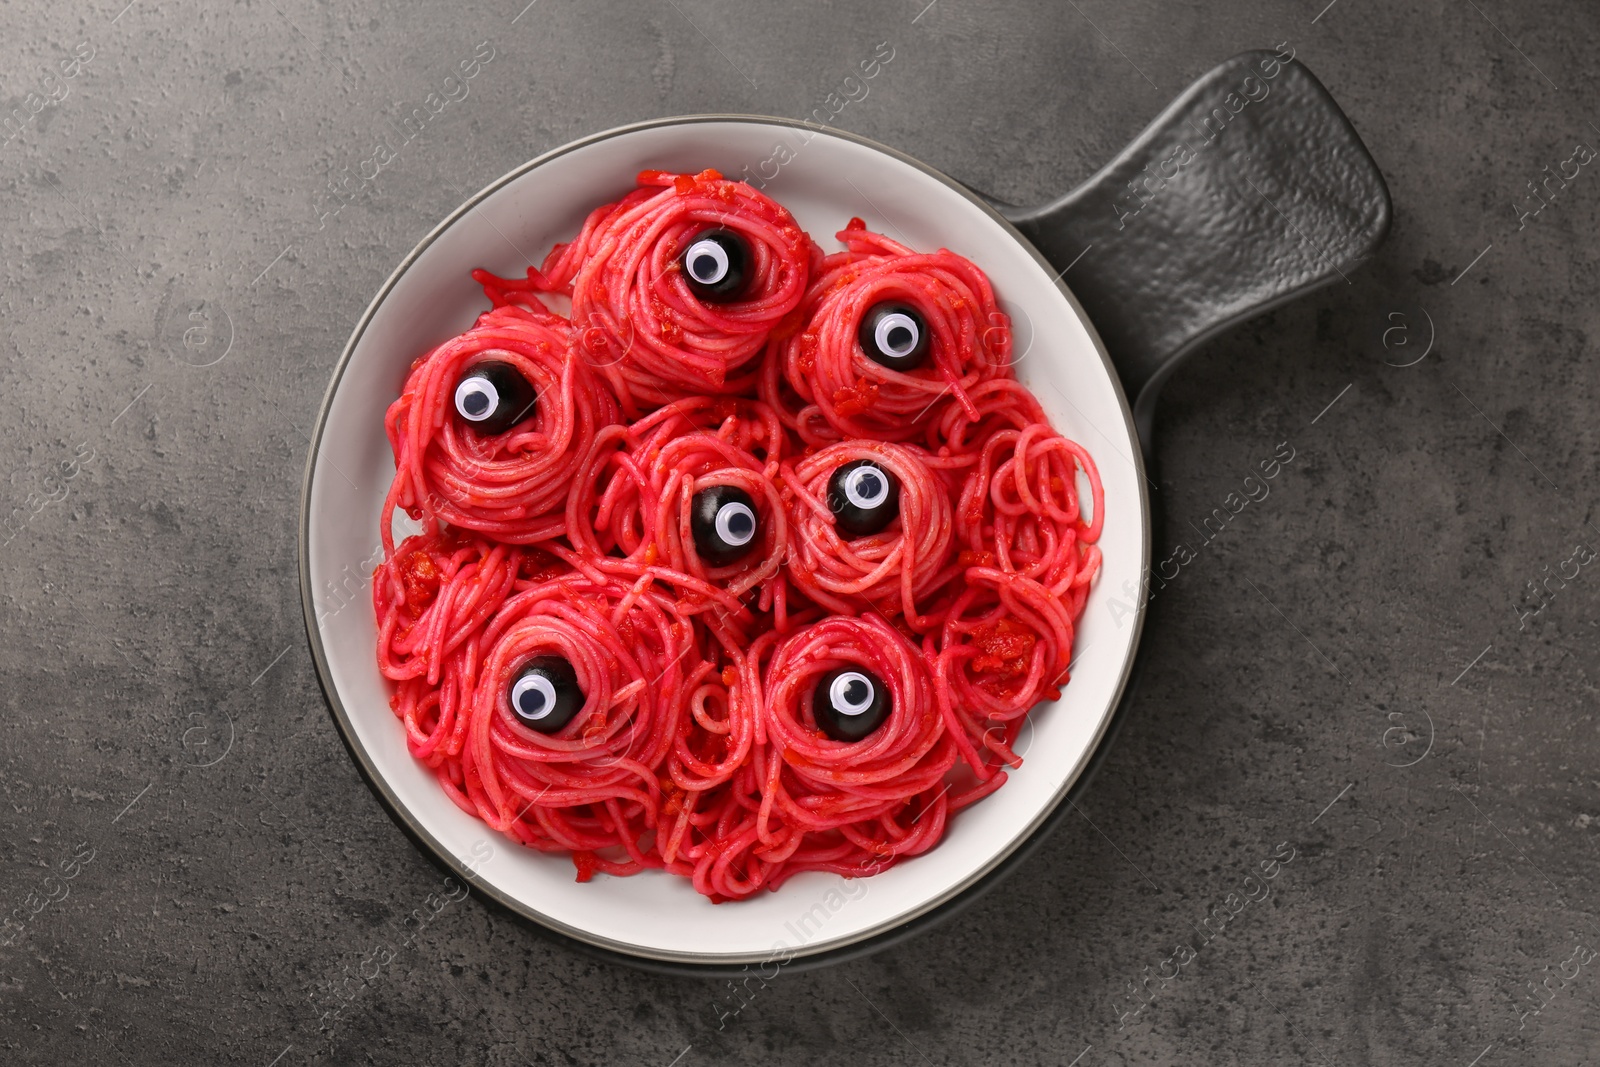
[
  {"x1": 875, "y1": 313, "x2": 920, "y2": 358},
  {"x1": 830, "y1": 671, "x2": 875, "y2": 716},
  {"x1": 455, "y1": 376, "x2": 498, "y2": 422},
  {"x1": 827, "y1": 459, "x2": 900, "y2": 537},
  {"x1": 453, "y1": 360, "x2": 538, "y2": 435},
  {"x1": 858, "y1": 302, "x2": 929, "y2": 370},
  {"x1": 508, "y1": 656, "x2": 584, "y2": 734},
  {"x1": 511, "y1": 673, "x2": 555, "y2": 719},
  {"x1": 686, "y1": 240, "x2": 729, "y2": 285},
  {"x1": 812, "y1": 666, "x2": 890, "y2": 742},
  {"x1": 680, "y1": 229, "x2": 749, "y2": 302},
  {"x1": 844, "y1": 466, "x2": 890, "y2": 509},
  {"x1": 716, "y1": 501, "x2": 756, "y2": 546},
  {"x1": 690, "y1": 485, "x2": 761, "y2": 566}
]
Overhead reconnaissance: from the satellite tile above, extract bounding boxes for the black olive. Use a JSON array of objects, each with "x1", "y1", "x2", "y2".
[
  {"x1": 826, "y1": 460, "x2": 900, "y2": 537},
  {"x1": 508, "y1": 656, "x2": 584, "y2": 733},
  {"x1": 812, "y1": 666, "x2": 890, "y2": 742},
  {"x1": 857, "y1": 301, "x2": 929, "y2": 370},
  {"x1": 680, "y1": 229, "x2": 749, "y2": 302},
  {"x1": 454, "y1": 360, "x2": 537, "y2": 435},
  {"x1": 690, "y1": 485, "x2": 760, "y2": 566}
]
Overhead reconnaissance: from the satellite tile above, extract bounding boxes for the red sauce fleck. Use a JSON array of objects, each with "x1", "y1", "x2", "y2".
[
  {"x1": 673, "y1": 174, "x2": 696, "y2": 194},
  {"x1": 695, "y1": 731, "x2": 728, "y2": 763},
  {"x1": 796, "y1": 331, "x2": 819, "y2": 373},
  {"x1": 721, "y1": 666, "x2": 738, "y2": 687},
  {"x1": 571, "y1": 850, "x2": 600, "y2": 882},
  {"x1": 520, "y1": 547, "x2": 566, "y2": 583},
  {"x1": 662, "y1": 784, "x2": 685, "y2": 817},
  {"x1": 832, "y1": 377, "x2": 881, "y2": 417},
  {"x1": 958, "y1": 550, "x2": 996, "y2": 568},
  {"x1": 844, "y1": 216, "x2": 867, "y2": 231},
  {"x1": 970, "y1": 617, "x2": 1036, "y2": 681},
  {"x1": 399, "y1": 549, "x2": 442, "y2": 609}
]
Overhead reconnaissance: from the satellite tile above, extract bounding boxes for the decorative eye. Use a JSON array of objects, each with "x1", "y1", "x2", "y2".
[
  {"x1": 826, "y1": 459, "x2": 900, "y2": 537},
  {"x1": 690, "y1": 485, "x2": 760, "y2": 566},
  {"x1": 858, "y1": 302, "x2": 929, "y2": 370},
  {"x1": 508, "y1": 656, "x2": 584, "y2": 734},
  {"x1": 680, "y1": 229, "x2": 749, "y2": 301},
  {"x1": 453, "y1": 360, "x2": 537, "y2": 435},
  {"x1": 812, "y1": 667, "x2": 890, "y2": 742}
]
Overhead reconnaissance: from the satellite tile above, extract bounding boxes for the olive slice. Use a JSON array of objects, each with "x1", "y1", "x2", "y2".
[
  {"x1": 454, "y1": 360, "x2": 537, "y2": 435},
  {"x1": 858, "y1": 302, "x2": 929, "y2": 370},
  {"x1": 812, "y1": 666, "x2": 890, "y2": 742},
  {"x1": 826, "y1": 460, "x2": 899, "y2": 537},
  {"x1": 509, "y1": 656, "x2": 584, "y2": 733},
  {"x1": 681, "y1": 229, "x2": 749, "y2": 302},
  {"x1": 690, "y1": 485, "x2": 760, "y2": 566}
]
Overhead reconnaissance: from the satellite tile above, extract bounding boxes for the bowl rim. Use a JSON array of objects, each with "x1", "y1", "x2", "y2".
[{"x1": 298, "y1": 113, "x2": 1151, "y2": 965}]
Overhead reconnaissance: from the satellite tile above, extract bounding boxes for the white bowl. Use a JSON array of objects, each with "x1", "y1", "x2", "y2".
[{"x1": 299, "y1": 117, "x2": 1149, "y2": 966}]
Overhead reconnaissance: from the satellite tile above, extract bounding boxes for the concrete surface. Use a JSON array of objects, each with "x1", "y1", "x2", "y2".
[{"x1": 4, "y1": 0, "x2": 1600, "y2": 1064}]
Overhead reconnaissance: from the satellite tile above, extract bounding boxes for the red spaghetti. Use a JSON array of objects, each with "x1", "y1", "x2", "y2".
[
  {"x1": 371, "y1": 179, "x2": 1109, "y2": 904},
  {"x1": 930, "y1": 379, "x2": 1105, "y2": 776},
  {"x1": 953, "y1": 397, "x2": 1103, "y2": 599},
  {"x1": 375, "y1": 526, "x2": 525, "y2": 762},
  {"x1": 566, "y1": 396, "x2": 793, "y2": 634},
  {"x1": 655, "y1": 654, "x2": 767, "y2": 900},
  {"x1": 522, "y1": 169, "x2": 820, "y2": 414},
  {"x1": 781, "y1": 440, "x2": 957, "y2": 629},
  {"x1": 451, "y1": 570, "x2": 705, "y2": 876},
  {"x1": 752, "y1": 614, "x2": 957, "y2": 882},
  {"x1": 762, "y1": 220, "x2": 1011, "y2": 445},
  {"x1": 384, "y1": 302, "x2": 618, "y2": 544}
]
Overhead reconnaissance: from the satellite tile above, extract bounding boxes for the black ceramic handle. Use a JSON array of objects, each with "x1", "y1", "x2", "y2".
[{"x1": 990, "y1": 47, "x2": 1391, "y2": 452}]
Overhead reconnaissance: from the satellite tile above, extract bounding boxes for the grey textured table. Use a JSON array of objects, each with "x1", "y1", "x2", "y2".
[{"x1": 4, "y1": 1, "x2": 1599, "y2": 1064}]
